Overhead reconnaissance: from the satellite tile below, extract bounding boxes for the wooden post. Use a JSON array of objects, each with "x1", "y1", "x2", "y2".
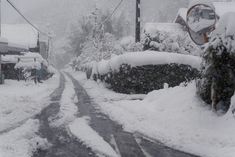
[{"x1": 135, "y1": 0, "x2": 141, "y2": 43}]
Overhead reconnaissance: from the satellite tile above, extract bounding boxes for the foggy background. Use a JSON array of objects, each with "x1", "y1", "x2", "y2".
[{"x1": 2, "y1": 0, "x2": 231, "y2": 68}]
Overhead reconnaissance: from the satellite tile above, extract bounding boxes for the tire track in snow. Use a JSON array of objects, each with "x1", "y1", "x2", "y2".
[
  {"x1": 67, "y1": 73, "x2": 146, "y2": 157},
  {"x1": 33, "y1": 73, "x2": 97, "y2": 157},
  {"x1": 67, "y1": 73, "x2": 200, "y2": 157}
]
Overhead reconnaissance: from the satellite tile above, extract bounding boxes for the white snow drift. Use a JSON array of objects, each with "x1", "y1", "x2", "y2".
[
  {"x1": 0, "y1": 119, "x2": 50, "y2": 157},
  {"x1": 68, "y1": 70, "x2": 235, "y2": 157},
  {"x1": 69, "y1": 117, "x2": 119, "y2": 157},
  {"x1": 0, "y1": 73, "x2": 59, "y2": 133},
  {"x1": 95, "y1": 51, "x2": 201, "y2": 75}
]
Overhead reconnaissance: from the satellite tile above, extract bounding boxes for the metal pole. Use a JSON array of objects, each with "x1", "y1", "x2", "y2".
[{"x1": 135, "y1": 0, "x2": 141, "y2": 43}]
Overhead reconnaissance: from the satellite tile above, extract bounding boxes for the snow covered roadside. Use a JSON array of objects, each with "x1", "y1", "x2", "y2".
[
  {"x1": 0, "y1": 73, "x2": 60, "y2": 133},
  {"x1": 67, "y1": 70, "x2": 235, "y2": 157},
  {"x1": 69, "y1": 117, "x2": 119, "y2": 157},
  {"x1": 65, "y1": 69, "x2": 146, "y2": 102},
  {"x1": 50, "y1": 74, "x2": 78, "y2": 127},
  {"x1": 0, "y1": 119, "x2": 50, "y2": 157}
]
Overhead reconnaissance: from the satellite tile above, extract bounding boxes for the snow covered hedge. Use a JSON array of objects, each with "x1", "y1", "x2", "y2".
[{"x1": 83, "y1": 51, "x2": 202, "y2": 94}]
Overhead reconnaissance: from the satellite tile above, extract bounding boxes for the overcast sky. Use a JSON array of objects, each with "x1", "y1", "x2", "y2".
[{"x1": 1, "y1": 0, "x2": 190, "y2": 42}]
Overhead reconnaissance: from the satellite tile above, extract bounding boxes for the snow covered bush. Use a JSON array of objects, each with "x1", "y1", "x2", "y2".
[
  {"x1": 79, "y1": 33, "x2": 123, "y2": 65},
  {"x1": 120, "y1": 36, "x2": 143, "y2": 52},
  {"x1": 101, "y1": 64, "x2": 200, "y2": 94},
  {"x1": 91, "y1": 51, "x2": 201, "y2": 94},
  {"x1": 14, "y1": 52, "x2": 53, "y2": 81},
  {"x1": 67, "y1": 8, "x2": 132, "y2": 69},
  {"x1": 196, "y1": 13, "x2": 235, "y2": 112},
  {"x1": 143, "y1": 23, "x2": 201, "y2": 56}
]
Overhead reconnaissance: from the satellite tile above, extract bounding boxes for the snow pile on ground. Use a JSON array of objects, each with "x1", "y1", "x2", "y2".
[
  {"x1": 68, "y1": 71, "x2": 235, "y2": 157},
  {"x1": 0, "y1": 73, "x2": 60, "y2": 133},
  {"x1": 100, "y1": 84, "x2": 235, "y2": 157},
  {"x1": 0, "y1": 119, "x2": 50, "y2": 157},
  {"x1": 69, "y1": 117, "x2": 119, "y2": 157},
  {"x1": 96, "y1": 51, "x2": 201, "y2": 75},
  {"x1": 50, "y1": 75, "x2": 78, "y2": 127}
]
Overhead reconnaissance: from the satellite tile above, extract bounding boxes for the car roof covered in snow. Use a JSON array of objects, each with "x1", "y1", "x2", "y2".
[{"x1": 2, "y1": 24, "x2": 38, "y2": 48}]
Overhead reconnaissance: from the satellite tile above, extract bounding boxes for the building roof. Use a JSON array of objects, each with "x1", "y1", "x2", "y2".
[
  {"x1": 2, "y1": 24, "x2": 38, "y2": 49},
  {"x1": 174, "y1": 8, "x2": 188, "y2": 23}
]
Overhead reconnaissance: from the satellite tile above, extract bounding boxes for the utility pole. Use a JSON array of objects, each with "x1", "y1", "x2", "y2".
[{"x1": 135, "y1": 0, "x2": 141, "y2": 43}]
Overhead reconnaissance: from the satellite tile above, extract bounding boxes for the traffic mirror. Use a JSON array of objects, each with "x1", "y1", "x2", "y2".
[{"x1": 187, "y1": 4, "x2": 216, "y2": 45}]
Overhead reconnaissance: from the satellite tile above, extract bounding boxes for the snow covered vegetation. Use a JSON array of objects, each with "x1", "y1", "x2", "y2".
[
  {"x1": 143, "y1": 23, "x2": 201, "y2": 55},
  {"x1": 196, "y1": 12, "x2": 235, "y2": 112},
  {"x1": 77, "y1": 51, "x2": 201, "y2": 94}
]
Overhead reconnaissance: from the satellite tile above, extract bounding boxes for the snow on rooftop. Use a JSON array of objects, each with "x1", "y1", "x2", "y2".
[
  {"x1": 2, "y1": 24, "x2": 38, "y2": 48},
  {"x1": 2, "y1": 52, "x2": 46, "y2": 65},
  {"x1": 8, "y1": 42, "x2": 28, "y2": 51},
  {"x1": 0, "y1": 37, "x2": 8, "y2": 43},
  {"x1": 2, "y1": 55, "x2": 18, "y2": 64},
  {"x1": 144, "y1": 23, "x2": 184, "y2": 35},
  {"x1": 174, "y1": 8, "x2": 188, "y2": 22}
]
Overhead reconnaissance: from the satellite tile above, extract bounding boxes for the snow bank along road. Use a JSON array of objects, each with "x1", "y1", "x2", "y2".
[{"x1": 31, "y1": 72, "x2": 199, "y2": 157}]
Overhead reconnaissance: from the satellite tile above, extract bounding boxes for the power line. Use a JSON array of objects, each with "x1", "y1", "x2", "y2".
[
  {"x1": 100, "y1": 0, "x2": 124, "y2": 26},
  {"x1": 6, "y1": 0, "x2": 50, "y2": 37},
  {"x1": 70, "y1": 0, "x2": 124, "y2": 34}
]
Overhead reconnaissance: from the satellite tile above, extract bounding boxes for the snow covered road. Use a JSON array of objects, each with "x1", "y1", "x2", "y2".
[{"x1": 0, "y1": 72, "x2": 200, "y2": 157}]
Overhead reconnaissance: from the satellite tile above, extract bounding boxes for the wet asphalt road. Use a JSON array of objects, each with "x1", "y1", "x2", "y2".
[{"x1": 33, "y1": 73, "x2": 200, "y2": 157}]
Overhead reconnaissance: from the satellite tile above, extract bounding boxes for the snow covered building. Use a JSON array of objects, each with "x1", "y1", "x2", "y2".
[
  {"x1": 1, "y1": 24, "x2": 49, "y2": 79},
  {"x1": 2, "y1": 24, "x2": 38, "y2": 53},
  {"x1": 1, "y1": 24, "x2": 49, "y2": 59},
  {"x1": 174, "y1": 2, "x2": 235, "y2": 28}
]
